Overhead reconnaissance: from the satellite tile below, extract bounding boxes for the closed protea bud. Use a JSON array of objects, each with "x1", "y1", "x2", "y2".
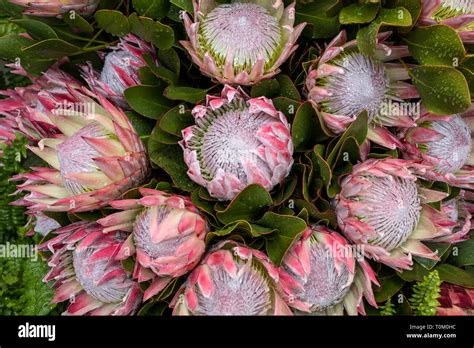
[
  {"x1": 8, "y1": 0, "x2": 100, "y2": 17},
  {"x1": 180, "y1": 0, "x2": 306, "y2": 85},
  {"x1": 437, "y1": 283, "x2": 474, "y2": 315},
  {"x1": 0, "y1": 63, "x2": 83, "y2": 143},
  {"x1": 180, "y1": 85, "x2": 294, "y2": 201},
  {"x1": 334, "y1": 158, "x2": 461, "y2": 270},
  {"x1": 171, "y1": 240, "x2": 292, "y2": 315},
  {"x1": 97, "y1": 188, "x2": 209, "y2": 301},
  {"x1": 38, "y1": 222, "x2": 143, "y2": 315},
  {"x1": 419, "y1": 0, "x2": 474, "y2": 43},
  {"x1": 279, "y1": 225, "x2": 379, "y2": 315},
  {"x1": 305, "y1": 31, "x2": 420, "y2": 149},
  {"x1": 437, "y1": 194, "x2": 472, "y2": 243},
  {"x1": 12, "y1": 89, "x2": 150, "y2": 212},
  {"x1": 81, "y1": 35, "x2": 156, "y2": 108},
  {"x1": 400, "y1": 108, "x2": 474, "y2": 189}
]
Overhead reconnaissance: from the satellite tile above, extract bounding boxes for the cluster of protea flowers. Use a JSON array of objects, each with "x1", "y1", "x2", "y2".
[
  {"x1": 419, "y1": 0, "x2": 474, "y2": 43},
  {"x1": 171, "y1": 240, "x2": 292, "y2": 315},
  {"x1": 334, "y1": 158, "x2": 467, "y2": 270},
  {"x1": 305, "y1": 30, "x2": 419, "y2": 149},
  {"x1": 8, "y1": 0, "x2": 100, "y2": 17},
  {"x1": 180, "y1": 85, "x2": 294, "y2": 201},
  {"x1": 81, "y1": 35, "x2": 156, "y2": 108},
  {"x1": 279, "y1": 225, "x2": 379, "y2": 315},
  {"x1": 97, "y1": 188, "x2": 209, "y2": 301},
  {"x1": 11, "y1": 88, "x2": 150, "y2": 212},
  {"x1": 181, "y1": 0, "x2": 305, "y2": 85},
  {"x1": 399, "y1": 107, "x2": 474, "y2": 189}
]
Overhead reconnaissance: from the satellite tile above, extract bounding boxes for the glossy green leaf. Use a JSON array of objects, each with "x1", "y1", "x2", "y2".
[
  {"x1": 95, "y1": 10, "x2": 130, "y2": 36},
  {"x1": 11, "y1": 19, "x2": 57, "y2": 40},
  {"x1": 132, "y1": 0, "x2": 170, "y2": 20},
  {"x1": 124, "y1": 85, "x2": 174, "y2": 119},
  {"x1": 435, "y1": 264, "x2": 474, "y2": 288},
  {"x1": 164, "y1": 86, "x2": 208, "y2": 103},
  {"x1": 339, "y1": 3, "x2": 379, "y2": 24},
  {"x1": 159, "y1": 105, "x2": 194, "y2": 136}
]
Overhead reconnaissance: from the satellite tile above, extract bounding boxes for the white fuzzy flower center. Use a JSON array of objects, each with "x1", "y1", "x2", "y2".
[
  {"x1": 359, "y1": 176, "x2": 421, "y2": 251},
  {"x1": 199, "y1": 2, "x2": 282, "y2": 70},
  {"x1": 56, "y1": 123, "x2": 104, "y2": 195},
  {"x1": 73, "y1": 241, "x2": 132, "y2": 303},
  {"x1": 433, "y1": 0, "x2": 474, "y2": 20},
  {"x1": 288, "y1": 242, "x2": 351, "y2": 312},
  {"x1": 321, "y1": 52, "x2": 390, "y2": 121},
  {"x1": 189, "y1": 98, "x2": 274, "y2": 181},
  {"x1": 194, "y1": 261, "x2": 271, "y2": 315},
  {"x1": 425, "y1": 115, "x2": 472, "y2": 174},
  {"x1": 100, "y1": 50, "x2": 142, "y2": 96}
]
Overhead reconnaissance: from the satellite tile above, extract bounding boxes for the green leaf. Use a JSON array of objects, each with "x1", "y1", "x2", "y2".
[
  {"x1": 143, "y1": 53, "x2": 178, "y2": 85},
  {"x1": 295, "y1": 0, "x2": 341, "y2": 39},
  {"x1": 276, "y1": 74, "x2": 301, "y2": 101},
  {"x1": 169, "y1": 0, "x2": 193, "y2": 13},
  {"x1": 374, "y1": 274, "x2": 405, "y2": 302},
  {"x1": 339, "y1": 3, "x2": 379, "y2": 24},
  {"x1": 156, "y1": 48, "x2": 180, "y2": 75},
  {"x1": 11, "y1": 19, "x2": 58, "y2": 40},
  {"x1": 394, "y1": 0, "x2": 422, "y2": 33},
  {"x1": 95, "y1": 10, "x2": 130, "y2": 36},
  {"x1": 159, "y1": 105, "x2": 194, "y2": 136},
  {"x1": 0, "y1": 34, "x2": 33, "y2": 60},
  {"x1": 148, "y1": 127, "x2": 198, "y2": 191},
  {"x1": 397, "y1": 262, "x2": 430, "y2": 282},
  {"x1": 405, "y1": 25, "x2": 465, "y2": 66},
  {"x1": 292, "y1": 102, "x2": 326, "y2": 151},
  {"x1": 152, "y1": 21, "x2": 175, "y2": 50},
  {"x1": 450, "y1": 233, "x2": 474, "y2": 266},
  {"x1": 21, "y1": 38, "x2": 80, "y2": 59},
  {"x1": 125, "y1": 111, "x2": 156, "y2": 137},
  {"x1": 215, "y1": 185, "x2": 273, "y2": 225},
  {"x1": 259, "y1": 212, "x2": 307, "y2": 265},
  {"x1": 409, "y1": 65, "x2": 471, "y2": 115},
  {"x1": 250, "y1": 79, "x2": 280, "y2": 98},
  {"x1": 357, "y1": 7, "x2": 412, "y2": 55},
  {"x1": 124, "y1": 85, "x2": 174, "y2": 119},
  {"x1": 164, "y1": 86, "x2": 208, "y2": 103},
  {"x1": 435, "y1": 264, "x2": 474, "y2": 288},
  {"x1": 132, "y1": 0, "x2": 170, "y2": 20},
  {"x1": 62, "y1": 12, "x2": 94, "y2": 33}
]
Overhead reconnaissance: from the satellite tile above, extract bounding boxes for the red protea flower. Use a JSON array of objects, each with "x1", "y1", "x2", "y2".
[
  {"x1": 279, "y1": 225, "x2": 379, "y2": 315},
  {"x1": 12, "y1": 89, "x2": 150, "y2": 212},
  {"x1": 180, "y1": 0, "x2": 306, "y2": 85},
  {"x1": 419, "y1": 0, "x2": 474, "y2": 43},
  {"x1": 334, "y1": 158, "x2": 461, "y2": 270},
  {"x1": 437, "y1": 283, "x2": 474, "y2": 315},
  {"x1": 305, "y1": 30, "x2": 420, "y2": 149},
  {"x1": 81, "y1": 35, "x2": 156, "y2": 108},
  {"x1": 8, "y1": 0, "x2": 100, "y2": 17},
  {"x1": 400, "y1": 107, "x2": 474, "y2": 189},
  {"x1": 39, "y1": 222, "x2": 143, "y2": 315},
  {"x1": 180, "y1": 85, "x2": 294, "y2": 201},
  {"x1": 170, "y1": 240, "x2": 292, "y2": 315},
  {"x1": 0, "y1": 63, "x2": 83, "y2": 143},
  {"x1": 97, "y1": 188, "x2": 209, "y2": 301}
]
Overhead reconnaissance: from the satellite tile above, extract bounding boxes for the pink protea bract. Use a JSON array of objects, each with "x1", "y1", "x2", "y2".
[{"x1": 8, "y1": 0, "x2": 100, "y2": 17}]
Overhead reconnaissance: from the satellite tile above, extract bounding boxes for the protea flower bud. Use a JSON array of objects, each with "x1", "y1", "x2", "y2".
[
  {"x1": 305, "y1": 31, "x2": 420, "y2": 149},
  {"x1": 0, "y1": 63, "x2": 83, "y2": 143},
  {"x1": 437, "y1": 283, "x2": 474, "y2": 315},
  {"x1": 334, "y1": 158, "x2": 460, "y2": 270},
  {"x1": 419, "y1": 0, "x2": 474, "y2": 43},
  {"x1": 12, "y1": 89, "x2": 150, "y2": 212},
  {"x1": 39, "y1": 222, "x2": 143, "y2": 315},
  {"x1": 279, "y1": 225, "x2": 379, "y2": 315},
  {"x1": 8, "y1": 0, "x2": 100, "y2": 17},
  {"x1": 437, "y1": 191, "x2": 473, "y2": 243},
  {"x1": 180, "y1": 85, "x2": 294, "y2": 201},
  {"x1": 180, "y1": 0, "x2": 306, "y2": 85},
  {"x1": 81, "y1": 35, "x2": 156, "y2": 108},
  {"x1": 97, "y1": 188, "x2": 209, "y2": 301},
  {"x1": 400, "y1": 108, "x2": 474, "y2": 189},
  {"x1": 171, "y1": 240, "x2": 292, "y2": 315}
]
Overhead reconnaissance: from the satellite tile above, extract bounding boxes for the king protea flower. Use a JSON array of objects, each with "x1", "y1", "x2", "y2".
[
  {"x1": 97, "y1": 188, "x2": 209, "y2": 301},
  {"x1": 279, "y1": 225, "x2": 379, "y2": 315},
  {"x1": 419, "y1": 0, "x2": 474, "y2": 43},
  {"x1": 180, "y1": 0, "x2": 306, "y2": 85},
  {"x1": 39, "y1": 222, "x2": 143, "y2": 315},
  {"x1": 400, "y1": 107, "x2": 474, "y2": 189},
  {"x1": 0, "y1": 63, "x2": 83, "y2": 143},
  {"x1": 334, "y1": 158, "x2": 462, "y2": 270},
  {"x1": 437, "y1": 283, "x2": 474, "y2": 315},
  {"x1": 8, "y1": 0, "x2": 100, "y2": 17},
  {"x1": 180, "y1": 85, "x2": 293, "y2": 201},
  {"x1": 170, "y1": 240, "x2": 292, "y2": 315},
  {"x1": 12, "y1": 89, "x2": 150, "y2": 212},
  {"x1": 305, "y1": 30, "x2": 420, "y2": 149},
  {"x1": 81, "y1": 35, "x2": 156, "y2": 108}
]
